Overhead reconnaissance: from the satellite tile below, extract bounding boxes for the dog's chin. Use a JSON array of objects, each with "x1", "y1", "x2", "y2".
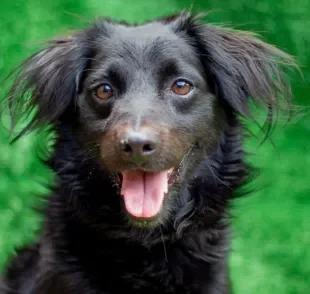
[{"x1": 115, "y1": 165, "x2": 182, "y2": 228}]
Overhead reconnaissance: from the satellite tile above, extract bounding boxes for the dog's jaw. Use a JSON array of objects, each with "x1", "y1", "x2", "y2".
[{"x1": 105, "y1": 143, "x2": 198, "y2": 227}]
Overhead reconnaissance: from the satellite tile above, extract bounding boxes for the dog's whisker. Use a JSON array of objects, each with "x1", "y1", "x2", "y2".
[
  {"x1": 159, "y1": 226, "x2": 168, "y2": 263},
  {"x1": 202, "y1": 148, "x2": 232, "y2": 190},
  {"x1": 52, "y1": 149, "x2": 98, "y2": 176}
]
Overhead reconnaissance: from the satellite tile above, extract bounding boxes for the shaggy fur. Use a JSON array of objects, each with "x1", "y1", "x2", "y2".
[{"x1": 0, "y1": 12, "x2": 293, "y2": 294}]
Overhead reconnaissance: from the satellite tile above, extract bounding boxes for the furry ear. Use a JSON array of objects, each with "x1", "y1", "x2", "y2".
[
  {"x1": 198, "y1": 24, "x2": 294, "y2": 116},
  {"x1": 5, "y1": 33, "x2": 91, "y2": 142},
  {"x1": 171, "y1": 12, "x2": 296, "y2": 127}
]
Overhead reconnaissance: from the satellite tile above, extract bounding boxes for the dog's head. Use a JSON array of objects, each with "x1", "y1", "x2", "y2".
[{"x1": 6, "y1": 12, "x2": 293, "y2": 227}]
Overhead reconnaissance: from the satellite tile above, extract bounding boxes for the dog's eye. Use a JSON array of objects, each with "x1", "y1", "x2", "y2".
[
  {"x1": 94, "y1": 84, "x2": 113, "y2": 100},
  {"x1": 171, "y1": 79, "x2": 193, "y2": 96}
]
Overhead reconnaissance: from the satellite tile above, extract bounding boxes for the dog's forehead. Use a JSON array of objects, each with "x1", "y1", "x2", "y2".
[
  {"x1": 97, "y1": 21, "x2": 197, "y2": 61},
  {"x1": 113, "y1": 21, "x2": 176, "y2": 40}
]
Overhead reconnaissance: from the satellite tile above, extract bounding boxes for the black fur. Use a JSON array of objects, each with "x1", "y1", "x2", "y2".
[{"x1": 1, "y1": 12, "x2": 294, "y2": 294}]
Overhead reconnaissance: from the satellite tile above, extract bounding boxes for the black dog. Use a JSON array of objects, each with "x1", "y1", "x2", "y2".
[{"x1": 1, "y1": 11, "x2": 293, "y2": 293}]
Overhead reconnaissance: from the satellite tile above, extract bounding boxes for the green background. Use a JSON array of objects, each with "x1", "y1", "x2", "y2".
[{"x1": 0, "y1": 0, "x2": 309, "y2": 293}]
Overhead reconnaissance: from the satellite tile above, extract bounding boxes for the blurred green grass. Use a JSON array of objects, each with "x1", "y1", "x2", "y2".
[{"x1": 0, "y1": 1, "x2": 309, "y2": 293}]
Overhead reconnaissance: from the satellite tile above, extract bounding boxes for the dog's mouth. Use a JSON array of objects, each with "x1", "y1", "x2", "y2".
[{"x1": 119, "y1": 167, "x2": 179, "y2": 220}]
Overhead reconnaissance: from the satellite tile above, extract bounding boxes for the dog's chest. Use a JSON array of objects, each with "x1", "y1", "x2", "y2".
[{"x1": 96, "y1": 246, "x2": 210, "y2": 293}]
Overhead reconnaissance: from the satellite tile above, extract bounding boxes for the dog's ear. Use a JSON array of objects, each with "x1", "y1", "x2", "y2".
[
  {"x1": 197, "y1": 24, "x2": 294, "y2": 118},
  {"x1": 170, "y1": 13, "x2": 295, "y2": 125},
  {"x1": 5, "y1": 33, "x2": 90, "y2": 141}
]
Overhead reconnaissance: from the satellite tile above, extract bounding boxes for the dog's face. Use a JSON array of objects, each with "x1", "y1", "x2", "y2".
[
  {"x1": 7, "y1": 12, "x2": 292, "y2": 227},
  {"x1": 77, "y1": 21, "x2": 222, "y2": 223}
]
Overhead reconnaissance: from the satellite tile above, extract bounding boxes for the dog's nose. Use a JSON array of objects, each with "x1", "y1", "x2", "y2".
[{"x1": 120, "y1": 130, "x2": 159, "y2": 164}]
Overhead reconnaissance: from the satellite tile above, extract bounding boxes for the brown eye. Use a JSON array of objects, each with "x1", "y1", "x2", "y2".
[
  {"x1": 171, "y1": 79, "x2": 193, "y2": 96},
  {"x1": 94, "y1": 84, "x2": 113, "y2": 100}
]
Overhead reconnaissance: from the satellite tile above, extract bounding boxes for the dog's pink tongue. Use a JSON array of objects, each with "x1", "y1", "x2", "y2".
[{"x1": 121, "y1": 170, "x2": 169, "y2": 218}]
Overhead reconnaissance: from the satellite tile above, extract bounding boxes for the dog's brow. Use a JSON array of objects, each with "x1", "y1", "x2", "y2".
[
  {"x1": 107, "y1": 67, "x2": 126, "y2": 91},
  {"x1": 87, "y1": 63, "x2": 127, "y2": 90},
  {"x1": 159, "y1": 60, "x2": 180, "y2": 78}
]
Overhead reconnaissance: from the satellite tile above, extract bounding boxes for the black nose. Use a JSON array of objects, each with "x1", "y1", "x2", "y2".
[{"x1": 120, "y1": 130, "x2": 159, "y2": 164}]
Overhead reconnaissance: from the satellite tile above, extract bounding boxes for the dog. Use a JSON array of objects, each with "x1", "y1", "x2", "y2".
[{"x1": 0, "y1": 11, "x2": 294, "y2": 294}]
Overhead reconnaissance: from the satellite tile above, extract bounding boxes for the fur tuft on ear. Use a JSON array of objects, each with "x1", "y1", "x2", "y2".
[
  {"x1": 200, "y1": 24, "x2": 295, "y2": 112},
  {"x1": 171, "y1": 13, "x2": 297, "y2": 133},
  {"x1": 201, "y1": 25, "x2": 297, "y2": 131},
  {"x1": 5, "y1": 33, "x2": 91, "y2": 142}
]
